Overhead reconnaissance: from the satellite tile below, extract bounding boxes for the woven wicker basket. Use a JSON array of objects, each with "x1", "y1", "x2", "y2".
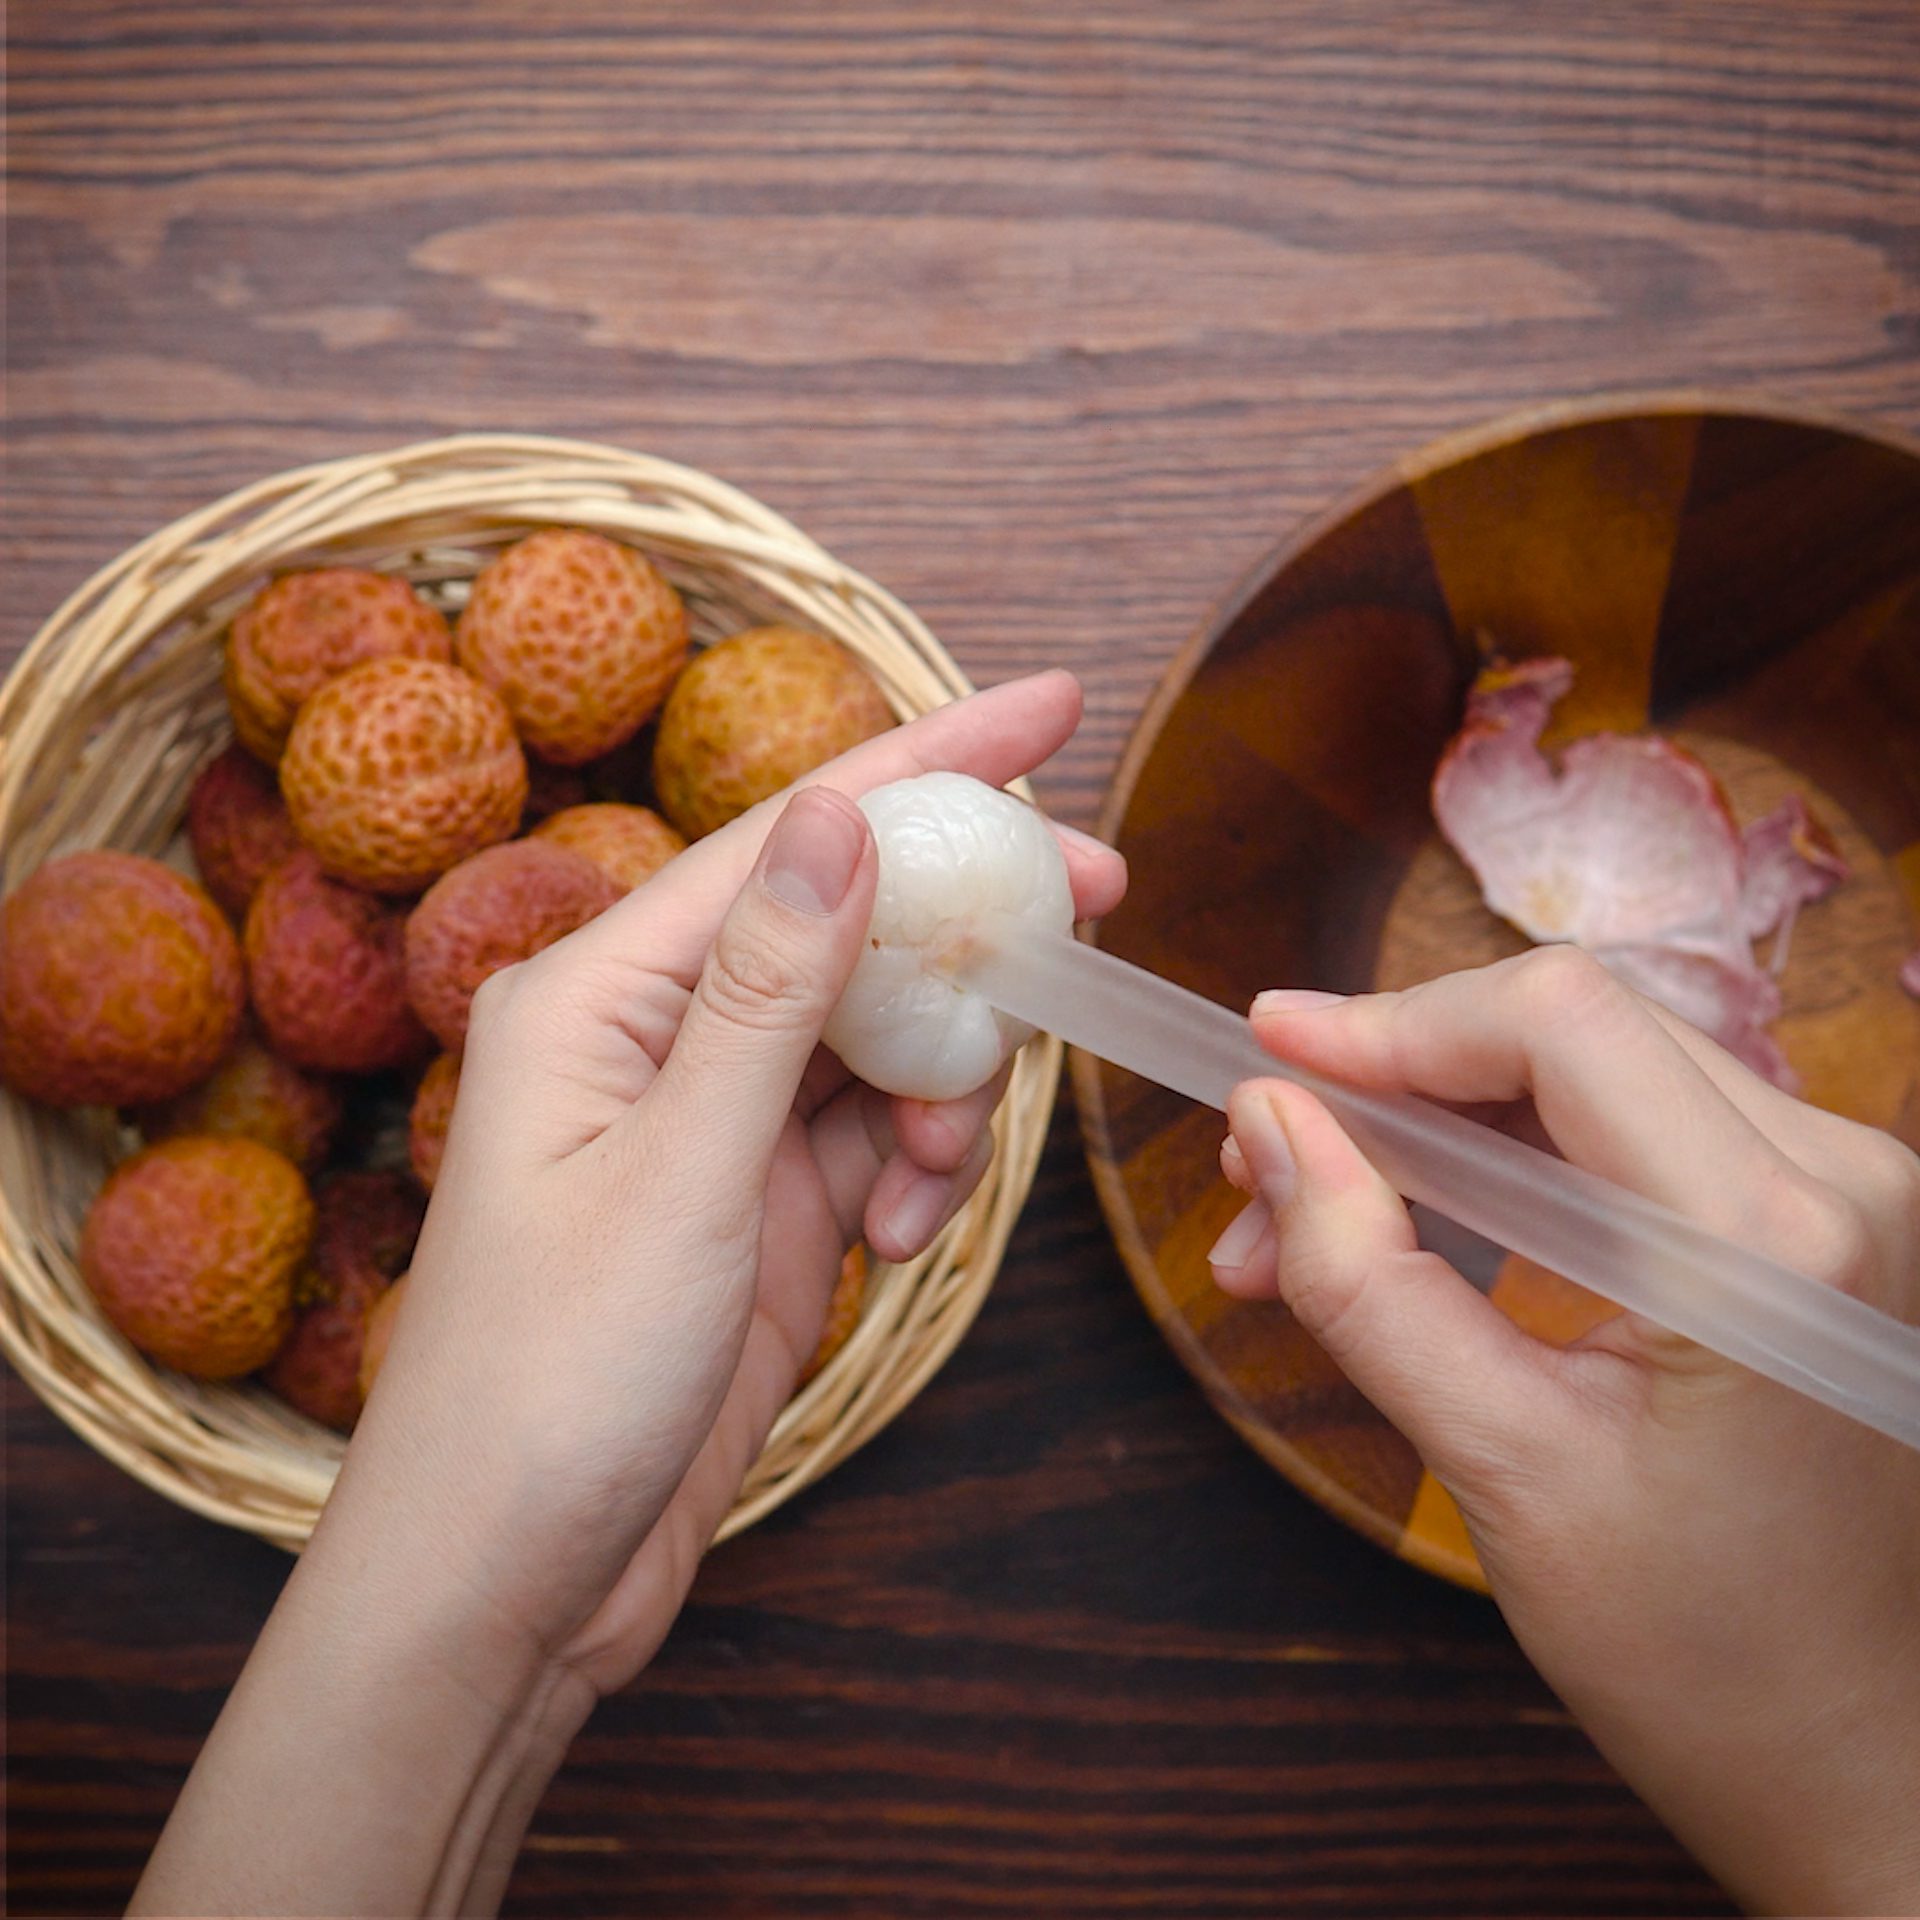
[{"x1": 0, "y1": 434, "x2": 1062, "y2": 1551}]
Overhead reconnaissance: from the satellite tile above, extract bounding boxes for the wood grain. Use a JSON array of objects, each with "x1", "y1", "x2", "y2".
[{"x1": 6, "y1": 0, "x2": 1918, "y2": 1911}]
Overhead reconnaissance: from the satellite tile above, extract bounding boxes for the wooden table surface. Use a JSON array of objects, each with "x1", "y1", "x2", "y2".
[{"x1": 7, "y1": 3, "x2": 1916, "y2": 1912}]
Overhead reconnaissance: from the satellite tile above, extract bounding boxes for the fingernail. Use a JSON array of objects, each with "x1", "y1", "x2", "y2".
[
  {"x1": 1208, "y1": 1198, "x2": 1269, "y2": 1272},
  {"x1": 1237, "y1": 1090, "x2": 1297, "y2": 1206},
  {"x1": 763, "y1": 790, "x2": 866, "y2": 915},
  {"x1": 1051, "y1": 821, "x2": 1112, "y2": 858},
  {"x1": 1251, "y1": 988, "x2": 1346, "y2": 1018},
  {"x1": 883, "y1": 1168, "x2": 949, "y2": 1254}
]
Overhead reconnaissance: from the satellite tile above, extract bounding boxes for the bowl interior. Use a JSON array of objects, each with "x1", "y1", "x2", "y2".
[{"x1": 1075, "y1": 401, "x2": 1920, "y2": 1589}]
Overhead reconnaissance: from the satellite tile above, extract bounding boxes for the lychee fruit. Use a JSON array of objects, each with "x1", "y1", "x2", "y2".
[
  {"x1": 78, "y1": 1135, "x2": 312, "y2": 1378},
  {"x1": 454, "y1": 529, "x2": 688, "y2": 765},
  {"x1": 225, "y1": 568, "x2": 452, "y2": 764},
  {"x1": 279, "y1": 656, "x2": 527, "y2": 894},
  {"x1": 531, "y1": 803, "x2": 685, "y2": 892},
  {"x1": 263, "y1": 1168, "x2": 424, "y2": 1430},
  {"x1": 405, "y1": 840, "x2": 620, "y2": 1050},
  {"x1": 652, "y1": 625, "x2": 894, "y2": 839},
  {"x1": 0, "y1": 851, "x2": 245, "y2": 1108},
  {"x1": 407, "y1": 1051, "x2": 460, "y2": 1190},
  {"x1": 185, "y1": 744, "x2": 304, "y2": 920},
  {"x1": 245, "y1": 851, "x2": 432, "y2": 1073},
  {"x1": 357, "y1": 1272, "x2": 409, "y2": 1402},
  {"x1": 801, "y1": 1244, "x2": 869, "y2": 1384},
  {"x1": 136, "y1": 1031, "x2": 342, "y2": 1169}
]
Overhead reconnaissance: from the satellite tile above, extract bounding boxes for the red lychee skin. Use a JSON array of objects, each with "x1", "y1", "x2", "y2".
[
  {"x1": 454, "y1": 529, "x2": 689, "y2": 766},
  {"x1": 78, "y1": 1135, "x2": 312, "y2": 1379},
  {"x1": 279, "y1": 656, "x2": 528, "y2": 895},
  {"x1": 263, "y1": 1168, "x2": 424, "y2": 1430},
  {"x1": 405, "y1": 840, "x2": 620, "y2": 1050},
  {"x1": 0, "y1": 851, "x2": 245, "y2": 1108},
  {"x1": 226, "y1": 568, "x2": 452, "y2": 764},
  {"x1": 407, "y1": 1051, "x2": 460, "y2": 1190},
  {"x1": 135, "y1": 1032, "x2": 342, "y2": 1169},
  {"x1": 245, "y1": 852, "x2": 433, "y2": 1073},
  {"x1": 186, "y1": 744, "x2": 304, "y2": 920},
  {"x1": 531, "y1": 803, "x2": 686, "y2": 892}
]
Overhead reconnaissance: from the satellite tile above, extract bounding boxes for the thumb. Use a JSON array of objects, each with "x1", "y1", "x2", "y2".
[
  {"x1": 648, "y1": 786, "x2": 876, "y2": 1171},
  {"x1": 1221, "y1": 1078, "x2": 1566, "y2": 1492}
]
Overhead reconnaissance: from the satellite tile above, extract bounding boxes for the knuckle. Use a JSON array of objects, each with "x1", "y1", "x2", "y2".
[
  {"x1": 464, "y1": 962, "x2": 523, "y2": 1037},
  {"x1": 1848, "y1": 1131, "x2": 1920, "y2": 1238},
  {"x1": 1766, "y1": 1176, "x2": 1874, "y2": 1291},
  {"x1": 701, "y1": 923, "x2": 820, "y2": 1033},
  {"x1": 1276, "y1": 1241, "x2": 1366, "y2": 1356},
  {"x1": 1508, "y1": 944, "x2": 1622, "y2": 1027}
]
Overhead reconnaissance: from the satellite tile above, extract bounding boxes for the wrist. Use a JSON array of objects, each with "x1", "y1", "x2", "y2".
[{"x1": 133, "y1": 1462, "x2": 597, "y2": 1918}]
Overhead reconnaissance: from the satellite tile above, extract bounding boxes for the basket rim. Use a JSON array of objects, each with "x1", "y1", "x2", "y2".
[{"x1": 0, "y1": 433, "x2": 1061, "y2": 1551}]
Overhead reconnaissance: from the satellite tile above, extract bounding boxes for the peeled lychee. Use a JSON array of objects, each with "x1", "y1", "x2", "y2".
[
  {"x1": 531, "y1": 803, "x2": 685, "y2": 892},
  {"x1": 0, "y1": 851, "x2": 245, "y2": 1108},
  {"x1": 186, "y1": 744, "x2": 304, "y2": 920},
  {"x1": 226, "y1": 568, "x2": 452, "y2": 764},
  {"x1": 800, "y1": 1244, "x2": 869, "y2": 1384},
  {"x1": 357, "y1": 1272, "x2": 409, "y2": 1401},
  {"x1": 652, "y1": 625, "x2": 894, "y2": 840},
  {"x1": 280, "y1": 656, "x2": 527, "y2": 895},
  {"x1": 823, "y1": 772, "x2": 1071, "y2": 1102},
  {"x1": 246, "y1": 852, "x2": 432, "y2": 1073},
  {"x1": 455, "y1": 529, "x2": 688, "y2": 766},
  {"x1": 78, "y1": 1135, "x2": 312, "y2": 1378},
  {"x1": 136, "y1": 1032, "x2": 342, "y2": 1169},
  {"x1": 405, "y1": 840, "x2": 620, "y2": 1051},
  {"x1": 263, "y1": 1168, "x2": 424, "y2": 1430},
  {"x1": 407, "y1": 1051, "x2": 460, "y2": 1190}
]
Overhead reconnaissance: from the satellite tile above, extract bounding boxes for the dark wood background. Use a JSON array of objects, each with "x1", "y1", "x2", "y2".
[{"x1": 7, "y1": 3, "x2": 1917, "y2": 1912}]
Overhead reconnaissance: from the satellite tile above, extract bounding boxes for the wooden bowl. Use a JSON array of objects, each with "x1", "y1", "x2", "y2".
[{"x1": 1073, "y1": 396, "x2": 1920, "y2": 1591}]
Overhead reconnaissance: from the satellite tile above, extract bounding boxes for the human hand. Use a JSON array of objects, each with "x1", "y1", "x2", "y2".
[
  {"x1": 134, "y1": 671, "x2": 1123, "y2": 1919},
  {"x1": 344, "y1": 669, "x2": 1122, "y2": 1687},
  {"x1": 1212, "y1": 949, "x2": 1920, "y2": 1916}
]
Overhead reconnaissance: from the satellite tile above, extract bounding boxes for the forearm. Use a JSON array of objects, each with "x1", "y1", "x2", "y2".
[{"x1": 132, "y1": 1492, "x2": 593, "y2": 1918}]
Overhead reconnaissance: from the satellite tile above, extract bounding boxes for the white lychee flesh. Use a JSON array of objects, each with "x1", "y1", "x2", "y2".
[{"x1": 824, "y1": 772, "x2": 1072, "y2": 1101}]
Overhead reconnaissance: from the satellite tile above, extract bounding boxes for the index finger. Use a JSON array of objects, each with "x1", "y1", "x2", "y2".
[
  {"x1": 1249, "y1": 945, "x2": 1803, "y2": 1233},
  {"x1": 563, "y1": 669, "x2": 1122, "y2": 986}
]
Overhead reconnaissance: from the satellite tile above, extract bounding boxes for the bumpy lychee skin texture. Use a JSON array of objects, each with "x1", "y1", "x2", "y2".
[
  {"x1": 532, "y1": 803, "x2": 686, "y2": 892},
  {"x1": 0, "y1": 851, "x2": 245, "y2": 1108},
  {"x1": 407, "y1": 1051, "x2": 460, "y2": 1190},
  {"x1": 186, "y1": 744, "x2": 304, "y2": 920},
  {"x1": 226, "y1": 568, "x2": 452, "y2": 764},
  {"x1": 357, "y1": 1272, "x2": 409, "y2": 1402},
  {"x1": 454, "y1": 529, "x2": 689, "y2": 766},
  {"x1": 264, "y1": 1168, "x2": 424, "y2": 1430},
  {"x1": 136, "y1": 1033, "x2": 342, "y2": 1169},
  {"x1": 246, "y1": 852, "x2": 432, "y2": 1073},
  {"x1": 405, "y1": 840, "x2": 620, "y2": 1050},
  {"x1": 653, "y1": 625, "x2": 894, "y2": 840},
  {"x1": 78, "y1": 1136, "x2": 312, "y2": 1379},
  {"x1": 280, "y1": 656, "x2": 527, "y2": 895}
]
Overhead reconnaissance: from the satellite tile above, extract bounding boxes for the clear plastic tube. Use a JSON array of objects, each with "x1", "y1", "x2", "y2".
[{"x1": 949, "y1": 913, "x2": 1920, "y2": 1454}]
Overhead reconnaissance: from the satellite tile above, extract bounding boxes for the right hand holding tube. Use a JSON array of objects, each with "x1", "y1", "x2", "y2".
[{"x1": 1214, "y1": 947, "x2": 1920, "y2": 1915}]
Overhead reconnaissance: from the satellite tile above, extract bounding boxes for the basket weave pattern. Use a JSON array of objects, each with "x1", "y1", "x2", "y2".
[{"x1": 0, "y1": 435, "x2": 1061, "y2": 1550}]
